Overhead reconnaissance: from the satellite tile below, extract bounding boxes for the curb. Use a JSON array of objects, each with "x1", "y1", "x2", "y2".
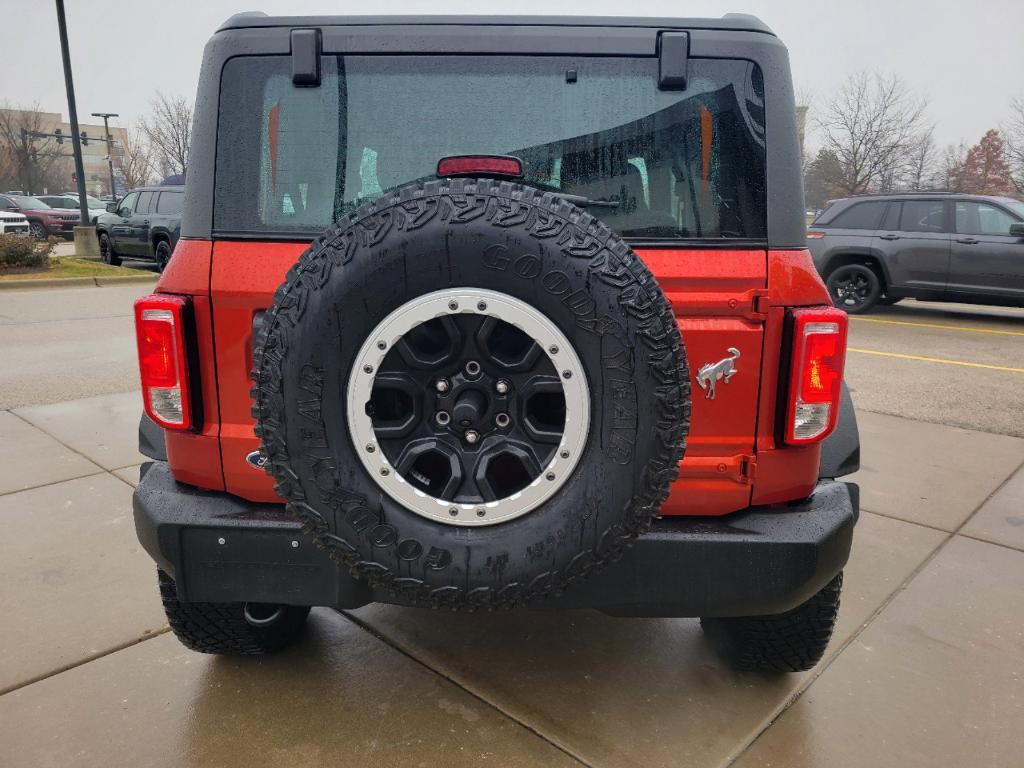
[{"x1": 0, "y1": 273, "x2": 158, "y2": 290}]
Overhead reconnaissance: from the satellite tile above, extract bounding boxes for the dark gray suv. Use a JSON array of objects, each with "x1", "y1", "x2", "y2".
[{"x1": 808, "y1": 193, "x2": 1024, "y2": 313}]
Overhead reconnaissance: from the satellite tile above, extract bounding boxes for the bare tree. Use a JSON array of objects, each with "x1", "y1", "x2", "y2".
[
  {"x1": 0, "y1": 103, "x2": 69, "y2": 194},
  {"x1": 935, "y1": 141, "x2": 968, "y2": 191},
  {"x1": 116, "y1": 124, "x2": 154, "y2": 190},
  {"x1": 141, "y1": 92, "x2": 192, "y2": 178},
  {"x1": 903, "y1": 127, "x2": 938, "y2": 191},
  {"x1": 1005, "y1": 96, "x2": 1024, "y2": 195},
  {"x1": 818, "y1": 72, "x2": 929, "y2": 195}
]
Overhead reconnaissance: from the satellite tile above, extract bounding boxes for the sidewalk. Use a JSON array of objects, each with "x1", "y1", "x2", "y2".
[{"x1": 0, "y1": 392, "x2": 1021, "y2": 767}]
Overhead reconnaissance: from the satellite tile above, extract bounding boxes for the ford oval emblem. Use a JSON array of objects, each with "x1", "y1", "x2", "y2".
[{"x1": 245, "y1": 450, "x2": 269, "y2": 470}]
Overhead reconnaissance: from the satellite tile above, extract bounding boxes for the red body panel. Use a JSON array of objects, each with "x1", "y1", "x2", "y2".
[{"x1": 156, "y1": 240, "x2": 833, "y2": 514}]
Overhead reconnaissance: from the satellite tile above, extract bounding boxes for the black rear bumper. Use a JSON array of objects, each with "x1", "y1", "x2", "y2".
[{"x1": 133, "y1": 461, "x2": 857, "y2": 618}]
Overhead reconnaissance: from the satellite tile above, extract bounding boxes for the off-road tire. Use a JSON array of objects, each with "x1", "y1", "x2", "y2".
[
  {"x1": 252, "y1": 177, "x2": 690, "y2": 612},
  {"x1": 99, "y1": 232, "x2": 122, "y2": 266},
  {"x1": 701, "y1": 573, "x2": 843, "y2": 672},
  {"x1": 158, "y1": 570, "x2": 310, "y2": 655}
]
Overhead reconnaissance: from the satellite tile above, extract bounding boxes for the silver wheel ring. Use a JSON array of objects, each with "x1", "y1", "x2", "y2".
[{"x1": 347, "y1": 288, "x2": 590, "y2": 527}]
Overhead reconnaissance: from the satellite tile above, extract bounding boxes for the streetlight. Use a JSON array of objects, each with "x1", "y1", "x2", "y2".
[
  {"x1": 55, "y1": 0, "x2": 90, "y2": 225},
  {"x1": 91, "y1": 112, "x2": 118, "y2": 198}
]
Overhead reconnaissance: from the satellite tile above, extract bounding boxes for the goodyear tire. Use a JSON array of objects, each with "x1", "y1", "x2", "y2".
[{"x1": 252, "y1": 178, "x2": 690, "y2": 610}]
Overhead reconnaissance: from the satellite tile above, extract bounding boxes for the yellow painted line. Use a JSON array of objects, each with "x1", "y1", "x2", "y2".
[
  {"x1": 848, "y1": 348, "x2": 1024, "y2": 374},
  {"x1": 849, "y1": 316, "x2": 1024, "y2": 338}
]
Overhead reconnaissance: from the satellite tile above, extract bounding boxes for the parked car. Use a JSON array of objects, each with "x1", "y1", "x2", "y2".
[
  {"x1": 35, "y1": 194, "x2": 106, "y2": 224},
  {"x1": 131, "y1": 13, "x2": 859, "y2": 673},
  {"x1": 94, "y1": 185, "x2": 183, "y2": 270},
  {"x1": 0, "y1": 194, "x2": 79, "y2": 239},
  {"x1": 809, "y1": 193, "x2": 1024, "y2": 313},
  {"x1": 0, "y1": 210, "x2": 30, "y2": 235}
]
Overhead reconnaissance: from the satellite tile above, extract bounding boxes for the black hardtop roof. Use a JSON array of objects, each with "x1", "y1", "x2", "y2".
[
  {"x1": 829, "y1": 192, "x2": 1021, "y2": 204},
  {"x1": 218, "y1": 12, "x2": 774, "y2": 36}
]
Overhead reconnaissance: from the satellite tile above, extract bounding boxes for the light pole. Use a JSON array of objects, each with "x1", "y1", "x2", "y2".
[
  {"x1": 91, "y1": 112, "x2": 118, "y2": 198},
  {"x1": 55, "y1": 0, "x2": 90, "y2": 225}
]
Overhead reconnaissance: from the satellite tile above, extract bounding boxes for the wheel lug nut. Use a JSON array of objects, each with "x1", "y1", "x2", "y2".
[
  {"x1": 465, "y1": 360, "x2": 481, "y2": 377},
  {"x1": 495, "y1": 379, "x2": 510, "y2": 394},
  {"x1": 435, "y1": 378, "x2": 450, "y2": 393},
  {"x1": 435, "y1": 411, "x2": 451, "y2": 426},
  {"x1": 465, "y1": 430, "x2": 480, "y2": 444},
  {"x1": 495, "y1": 413, "x2": 510, "y2": 428}
]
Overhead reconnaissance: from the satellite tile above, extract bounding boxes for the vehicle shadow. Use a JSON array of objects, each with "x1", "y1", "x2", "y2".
[{"x1": 182, "y1": 606, "x2": 801, "y2": 766}]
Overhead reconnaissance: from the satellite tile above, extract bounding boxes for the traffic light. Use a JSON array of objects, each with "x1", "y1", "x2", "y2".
[
  {"x1": 80, "y1": 130, "x2": 88, "y2": 146},
  {"x1": 54, "y1": 128, "x2": 63, "y2": 144}
]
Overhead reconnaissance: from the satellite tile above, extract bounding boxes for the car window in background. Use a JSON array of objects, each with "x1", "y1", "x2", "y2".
[
  {"x1": 828, "y1": 200, "x2": 887, "y2": 229},
  {"x1": 12, "y1": 196, "x2": 51, "y2": 210},
  {"x1": 84, "y1": 195, "x2": 105, "y2": 207},
  {"x1": 118, "y1": 192, "x2": 139, "y2": 215},
  {"x1": 155, "y1": 191, "x2": 184, "y2": 215},
  {"x1": 1002, "y1": 199, "x2": 1024, "y2": 219},
  {"x1": 955, "y1": 202, "x2": 1017, "y2": 236},
  {"x1": 880, "y1": 201, "x2": 901, "y2": 230},
  {"x1": 899, "y1": 200, "x2": 945, "y2": 233},
  {"x1": 136, "y1": 191, "x2": 155, "y2": 215}
]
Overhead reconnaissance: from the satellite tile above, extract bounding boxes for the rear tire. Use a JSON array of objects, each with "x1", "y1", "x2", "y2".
[
  {"x1": 99, "y1": 233, "x2": 122, "y2": 266},
  {"x1": 154, "y1": 239, "x2": 172, "y2": 272},
  {"x1": 158, "y1": 570, "x2": 310, "y2": 655},
  {"x1": 700, "y1": 573, "x2": 842, "y2": 672},
  {"x1": 826, "y1": 264, "x2": 881, "y2": 314}
]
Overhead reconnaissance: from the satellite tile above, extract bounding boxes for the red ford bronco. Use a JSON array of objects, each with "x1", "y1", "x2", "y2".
[{"x1": 132, "y1": 13, "x2": 859, "y2": 672}]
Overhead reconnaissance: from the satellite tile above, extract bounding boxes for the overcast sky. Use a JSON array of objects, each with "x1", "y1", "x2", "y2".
[{"x1": 3, "y1": 0, "x2": 1022, "y2": 151}]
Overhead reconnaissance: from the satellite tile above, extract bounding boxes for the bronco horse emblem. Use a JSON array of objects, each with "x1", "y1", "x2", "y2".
[{"x1": 696, "y1": 347, "x2": 740, "y2": 400}]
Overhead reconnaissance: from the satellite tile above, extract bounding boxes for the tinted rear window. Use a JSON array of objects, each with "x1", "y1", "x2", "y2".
[
  {"x1": 214, "y1": 55, "x2": 767, "y2": 241},
  {"x1": 900, "y1": 200, "x2": 945, "y2": 233},
  {"x1": 827, "y1": 201, "x2": 887, "y2": 230},
  {"x1": 156, "y1": 191, "x2": 183, "y2": 215}
]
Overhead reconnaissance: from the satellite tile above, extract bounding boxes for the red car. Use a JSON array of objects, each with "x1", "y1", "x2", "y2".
[
  {"x1": 0, "y1": 194, "x2": 79, "y2": 239},
  {"x1": 131, "y1": 14, "x2": 859, "y2": 673}
]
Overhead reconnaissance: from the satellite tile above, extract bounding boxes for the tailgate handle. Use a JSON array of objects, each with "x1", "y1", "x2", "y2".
[{"x1": 658, "y1": 32, "x2": 689, "y2": 90}]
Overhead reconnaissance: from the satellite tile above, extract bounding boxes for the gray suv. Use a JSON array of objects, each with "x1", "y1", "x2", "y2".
[{"x1": 808, "y1": 193, "x2": 1024, "y2": 313}]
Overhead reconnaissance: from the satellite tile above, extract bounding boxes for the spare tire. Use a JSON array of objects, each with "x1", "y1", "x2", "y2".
[{"x1": 252, "y1": 178, "x2": 690, "y2": 610}]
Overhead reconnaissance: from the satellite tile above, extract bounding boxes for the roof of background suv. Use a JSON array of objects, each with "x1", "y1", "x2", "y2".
[{"x1": 218, "y1": 13, "x2": 775, "y2": 35}]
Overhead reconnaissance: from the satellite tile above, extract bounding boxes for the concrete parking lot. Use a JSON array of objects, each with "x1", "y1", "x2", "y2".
[{"x1": 0, "y1": 284, "x2": 1022, "y2": 767}]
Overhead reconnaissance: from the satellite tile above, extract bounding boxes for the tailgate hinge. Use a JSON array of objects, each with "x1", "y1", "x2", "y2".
[{"x1": 740, "y1": 454, "x2": 758, "y2": 483}]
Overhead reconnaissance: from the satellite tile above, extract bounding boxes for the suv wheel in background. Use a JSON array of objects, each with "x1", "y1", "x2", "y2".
[
  {"x1": 826, "y1": 264, "x2": 881, "y2": 314},
  {"x1": 99, "y1": 233, "x2": 122, "y2": 266},
  {"x1": 700, "y1": 573, "x2": 843, "y2": 672},
  {"x1": 154, "y1": 239, "x2": 172, "y2": 272},
  {"x1": 29, "y1": 221, "x2": 47, "y2": 240},
  {"x1": 158, "y1": 570, "x2": 310, "y2": 655}
]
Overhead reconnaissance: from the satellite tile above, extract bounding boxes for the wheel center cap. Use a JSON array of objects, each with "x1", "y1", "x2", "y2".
[{"x1": 452, "y1": 389, "x2": 487, "y2": 428}]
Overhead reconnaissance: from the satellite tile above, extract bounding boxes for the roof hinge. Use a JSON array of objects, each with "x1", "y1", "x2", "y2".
[
  {"x1": 291, "y1": 29, "x2": 322, "y2": 87},
  {"x1": 657, "y1": 32, "x2": 689, "y2": 91}
]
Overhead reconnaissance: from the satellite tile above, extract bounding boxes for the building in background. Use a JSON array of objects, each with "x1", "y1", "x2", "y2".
[{"x1": 0, "y1": 108, "x2": 127, "y2": 197}]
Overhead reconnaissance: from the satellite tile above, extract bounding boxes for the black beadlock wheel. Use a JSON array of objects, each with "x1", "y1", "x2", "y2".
[
  {"x1": 700, "y1": 573, "x2": 843, "y2": 672},
  {"x1": 826, "y1": 264, "x2": 881, "y2": 314},
  {"x1": 158, "y1": 570, "x2": 310, "y2": 655},
  {"x1": 251, "y1": 177, "x2": 691, "y2": 611}
]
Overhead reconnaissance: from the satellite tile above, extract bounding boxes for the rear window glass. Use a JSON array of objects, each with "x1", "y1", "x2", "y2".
[
  {"x1": 827, "y1": 201, "x2": 887, "y2": 230},
  {"x1": 900, "y1": 200, "x2": 945, "y2": 233},
  {"x1": 156, "y1": 191, "x2": 183, "y2": 215},
  {"x1": 214, "y1": 55, "x2": 767, "y2": 241},
  {"x1": 136, "y1": 191, "x2": 154, "y2": 215}
]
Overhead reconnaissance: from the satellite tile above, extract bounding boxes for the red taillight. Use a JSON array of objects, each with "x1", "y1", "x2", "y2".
[
  {"x1": 437, "y1": 155, "x2": 523, "y2": 179},
  {"x1": 806, "y1": 230, "x2": 826, "y2": 239},
  {"x1": 134, "y1": 294, "x2": 192, "y2": 430},
  {"x1": 785, "y1": 307, "x2": 848, "y2": 445}
]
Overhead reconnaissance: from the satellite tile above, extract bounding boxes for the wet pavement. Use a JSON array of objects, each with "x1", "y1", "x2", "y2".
[{"x1": 1, "y1": 288, "x2": 1023, "y2": 767}]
